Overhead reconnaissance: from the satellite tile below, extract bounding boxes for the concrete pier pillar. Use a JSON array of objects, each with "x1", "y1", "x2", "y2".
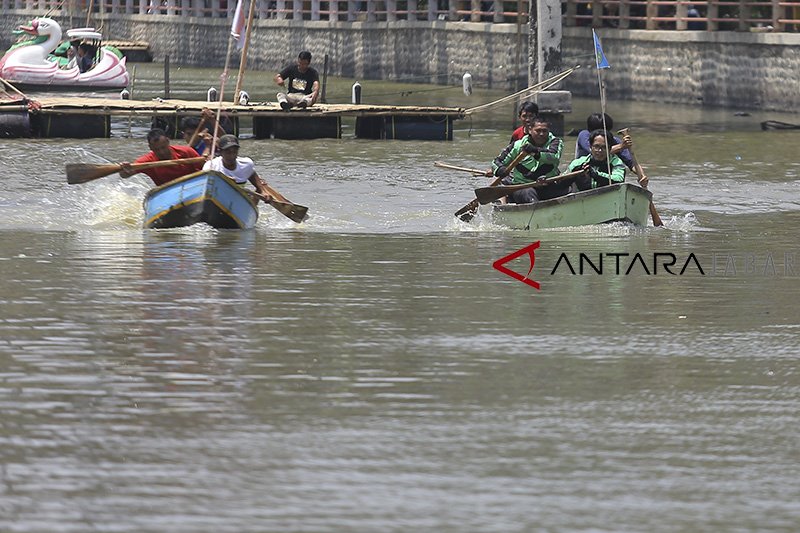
[
  {"x1": 529, "y1": 0, "x2": 571, "y2": 135},
  {"x1": 530, "y1": 0, "x2": 563, "y2": 84}
]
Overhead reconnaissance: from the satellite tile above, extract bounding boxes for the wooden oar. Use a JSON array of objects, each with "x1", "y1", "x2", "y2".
[
  {"x1": 474, "y1": 169, "x2": 585, "y2": 205},
  {"x1": 454, "y1": 149, "x2": 529, "y2": 222},
  {"x1": 66, "y1": 156, "x2": 207, "y2": 184},
  {"x1": 618, "y1": 128, "x2": 663, "y2": 227},
  {"x1": 186, "y1": 117, "x2": 207, "y2": 149},
  {"x1": 434, "y1": 161, "x2": 490, "y2": 176},
  {"x1": 0, "y1": 76, "x2": 29, "y2": 100},
  {"x1": 248, "y1": 184, "x2": 308, "y2": 223}
]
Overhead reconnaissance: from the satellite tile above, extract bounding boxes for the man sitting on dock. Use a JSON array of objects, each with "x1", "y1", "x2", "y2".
[
  {"x1": 118, "y1": 128, "x2": 205, "y2": 186},
  {"x1": 491, "y1": 116, "x2": 565, "y2": 204},
  {"x1": 275, "y1": 51, "x2": 320, "y2": 110}
]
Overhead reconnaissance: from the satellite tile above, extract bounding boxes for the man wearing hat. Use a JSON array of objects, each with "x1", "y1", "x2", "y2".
[{"x1": 203, "y1": 135, "x2": 271, "y2": 198}]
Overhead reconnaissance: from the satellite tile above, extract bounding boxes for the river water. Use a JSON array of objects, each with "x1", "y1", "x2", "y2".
[{"x1": 1, "y1": 65, "x2": 799, "y2": 531}]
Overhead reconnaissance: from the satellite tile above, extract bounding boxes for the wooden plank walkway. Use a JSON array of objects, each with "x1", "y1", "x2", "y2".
[
  {"x1": 27, "y1": 96, "x2": 466, "y2": 119},
  {"x1": 0, "y1": 95, "x2": 465, "y2": 139}
]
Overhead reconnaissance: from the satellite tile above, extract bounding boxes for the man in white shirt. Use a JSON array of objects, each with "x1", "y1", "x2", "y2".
[{"x1": 203, "y1": 135, "x2": 271, "y2": 199}]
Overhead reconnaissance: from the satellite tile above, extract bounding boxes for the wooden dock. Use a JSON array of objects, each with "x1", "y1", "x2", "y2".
[
  {"x1": 103, "y1": 40, "x2": 153, "y2": 62},
  {"x1": 0, "y1": 96, "x2": 465, "y2": 140}
]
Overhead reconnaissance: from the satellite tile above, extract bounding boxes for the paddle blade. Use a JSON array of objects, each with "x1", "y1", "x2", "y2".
[
  {"x1": 454, "y1": 199, "x2": 479, "y2": 222},
  {"x1": 269, "y1": 199, "x2": 308, "y2": 223},
  {"x1": 649, "y1": 201, "x2": 664, "y2": 227},
  {"x1": 474, "y1": 186, "x2": 509, "y2": 205},
  {"x1": 66, "y1": 163, "x2": 122, "y2": 184}
]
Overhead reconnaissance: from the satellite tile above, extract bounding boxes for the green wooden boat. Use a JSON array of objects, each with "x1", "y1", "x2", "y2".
[{"x1": 490, "y1": 183, "x2": 653, "y2": 230}]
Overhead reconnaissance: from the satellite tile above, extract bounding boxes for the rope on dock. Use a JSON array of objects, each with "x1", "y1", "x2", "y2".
[{"x1": 464, "y1": 66, "x2": 579, "y2": 115}]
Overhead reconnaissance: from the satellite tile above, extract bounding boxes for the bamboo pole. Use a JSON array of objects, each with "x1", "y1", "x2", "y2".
[
  {"x1": 164, "y1": 55, "x2": 170, "y2": 99},
  {"x1": 86, "y1": 0, "x2": 94, "y2": 27}
]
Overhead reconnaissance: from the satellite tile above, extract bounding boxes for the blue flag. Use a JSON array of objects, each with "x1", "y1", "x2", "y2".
[{"x1": 593, "y1": 29, "x2": 610, "y2": 69}]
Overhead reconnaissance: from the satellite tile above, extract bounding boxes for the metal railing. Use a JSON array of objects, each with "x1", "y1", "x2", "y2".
[
  {"x1": 564, "y1": 0, "x2": 800, "y2": 31},
  {"x1": 6, "y1": 0, "x2": 800, "y2": 31},
  {"x1": 2, "y1": 0, "x2": 528, "y2": 23}
]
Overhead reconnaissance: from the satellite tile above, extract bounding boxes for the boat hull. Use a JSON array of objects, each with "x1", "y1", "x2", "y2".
[
  {"x1": 491, "y1": 183, "x2": 653, "y2": 230},
  {"x1": 143, "y1": 170, "x2": 259, "y2": 230}
]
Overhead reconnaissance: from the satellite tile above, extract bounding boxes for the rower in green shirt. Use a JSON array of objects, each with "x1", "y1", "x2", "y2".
[
  {"x1": 567, "y1": 129, "x2": 626, "y2": 190},
  {"x1": 491, "y1": 116, "x2": 565, "y2": 203}
]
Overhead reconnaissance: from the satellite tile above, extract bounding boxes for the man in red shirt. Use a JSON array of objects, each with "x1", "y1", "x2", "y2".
[
  {"x1": 118, "y1": 128, "x2": 205, "y2": 186},
  {"x1": 509, "y1": 101, "x2": 539, "y2": 143}
]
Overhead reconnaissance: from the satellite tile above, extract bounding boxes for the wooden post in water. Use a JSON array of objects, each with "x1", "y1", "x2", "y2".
[
  {"x1": 164, "y1": 55, "x2": 170, "y2": 99},
  {"x1": 128, "y1": 65, "x2": 137, "y2": 137},
  {"x1": 321, "y1": 53, "x2": 329, "y2": 104}
]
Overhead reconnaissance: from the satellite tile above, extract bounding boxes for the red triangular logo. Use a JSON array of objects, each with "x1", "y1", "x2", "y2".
[{"x1": 493, "y1": 241, "x2": 541, "y2": 290}]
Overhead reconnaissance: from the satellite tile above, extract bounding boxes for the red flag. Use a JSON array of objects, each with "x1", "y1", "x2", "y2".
[{"x1": 231, "y1": 0, "x2": 246, "y2": 50}]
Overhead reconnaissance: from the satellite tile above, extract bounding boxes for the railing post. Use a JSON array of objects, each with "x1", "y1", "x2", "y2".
[
  {"x1": 618, "y1": 0, "x2": 630, "y2": 28},
  {"x1": 367, "y1": 0, "x2": 376, "y2": 20},
  {"x1": 676, "y1": 1, "x2": 687, "y2": 29},
  {"x1": 492, "y1": 0, "x2": 503, "y2": 22},
  {"x1": 564, "y1": 0, "x2": 577, "y2": 26},
  {"x1": 387, "y1": 0, "x2": 396, "y2": 20},
  {"x1": 468, "y1": 0, "x2": 478, "y2": 20},
  {"x1": 646, "y1": 0, "x2": 658, "y2": 29},
  {"x1": 708, "y1": 0, "x2": 719, "y2": 30},
  {"x1": 311, "y1": 0, "x2": 320, "y2": 19},
  {"x1": 772, "y1": 0, "x2": 783, "y2": 30},
  {"x1": 592, "y1": 0, "x2": 602, "y2": 27},
  {"x1": 293, "y1": 0, "x2": 302, "y2": 18},
  {"x1": 329, "y1": 0, "x2": 338, "y2": 20},
  {"x1": 738, "y1": 0, "x2": 748, "y2": 30},
  {"x1": 428, "y1": 0, "x2": 437, "y2": 20},
  {"x1": 407, "y1": 0, "x2": 417, "y2": 19},
  {"x1": 448, "y1": 0, "x2": 458, "y2": 20}
]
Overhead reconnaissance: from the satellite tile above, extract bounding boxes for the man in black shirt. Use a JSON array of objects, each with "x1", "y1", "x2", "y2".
[{"x1": 275, "y1": 50, "x2": 320, "y2": 110}]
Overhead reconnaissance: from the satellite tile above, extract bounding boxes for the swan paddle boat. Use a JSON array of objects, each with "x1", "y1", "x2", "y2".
[
  {"x1": 490, "y1": 183, "x2": 653, "y2": 230},
  {"x1": 0, "y1": 18, "x2": 129, "y2": 89},
  {"x1": 143, "y1": 170, "x2": 260, "y2": 230}
]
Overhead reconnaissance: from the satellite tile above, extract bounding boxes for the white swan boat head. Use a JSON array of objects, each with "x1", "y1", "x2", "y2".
[{"x1": 0, "y1": 17, "x2": 130, "y2": 89}]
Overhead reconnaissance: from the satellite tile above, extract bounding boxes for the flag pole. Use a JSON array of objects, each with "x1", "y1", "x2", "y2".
[
  {"x1": 592, "y1": 29, "x2": 613, "y2": 179},
  {"x1": 210, "y1": 30, "x2": 236, "y2": 158},
  {"x1": 234, "y1": 0, "x2": 256, "y2": 104}
]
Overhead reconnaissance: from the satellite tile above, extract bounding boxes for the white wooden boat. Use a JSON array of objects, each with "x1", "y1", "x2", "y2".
[{"x1": 490, "y1": 183, "x2": 653, "y2": 230}]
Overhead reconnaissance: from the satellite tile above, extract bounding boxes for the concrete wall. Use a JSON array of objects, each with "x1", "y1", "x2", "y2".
[
  {"x1": 3, "y1": 11, "x2": 800, "y2": 111},
  {"x1": 0, "y1": 11, "x2": 526, "y2": 91},
  {"x1": 561, "y1": 27, "x2": 800, "y2": 112}
]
